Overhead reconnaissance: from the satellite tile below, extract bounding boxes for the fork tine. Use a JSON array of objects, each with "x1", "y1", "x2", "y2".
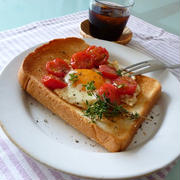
[
  {"x1": 131, "y1": 66, "x2": 164, "y2": 76},
  {"x1": 125, "y1": 63, "x2": 150, "y2": 72},
  {"x1": 123, "y1": 59, "x2": 180, "y2": 76},
  {"x1": 130, "y1": 68, "x2": 152, "y2": 76},
  {"x1": 123, "y1": 61, "x2": 149, "y2": 70}
]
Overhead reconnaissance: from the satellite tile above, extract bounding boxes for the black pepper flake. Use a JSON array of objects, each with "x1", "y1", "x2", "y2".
[
  {"x1": 90, "y1": 144, "x2": 95, "y2": 147},
  {"x1": 134, "y1": 141, "x2": 137, "y2": 144},
  {"x1": 154, "y1": 122, "x2": 157, "y2": 125},
  {"x1": 73, "y1": 94, "x2": 76, "y2": 96},
  {"x1": 75, "y1": 140, "x2": 79, "y2": 143},
  {"x1": 36, "y1": 120, "x2": 39, "y2": 123},
  {"x1": 147, "y1": 118, "x2": 152, "y2": 121},
  {"x1": 145, "y1": 122, "x2": 149, "y2": 124},
  {"x1": 76, "y1": 102, "x2": 79, "y2": 105},
  {"x1": 44, "y1": 119, "x2": 48, "y2": 123},
  {"x1": 150, "y1": 115, "x2": 154, "y2": 119}
]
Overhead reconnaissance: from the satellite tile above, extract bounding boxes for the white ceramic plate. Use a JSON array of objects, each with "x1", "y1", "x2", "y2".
[{"x1": 0, "y1": 38, "x2": 180, "y2": 179}]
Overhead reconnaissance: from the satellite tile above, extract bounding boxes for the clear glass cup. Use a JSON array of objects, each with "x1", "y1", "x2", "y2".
[{"x1": 89, "y1": 0, "x2": 134, "y2": 41}]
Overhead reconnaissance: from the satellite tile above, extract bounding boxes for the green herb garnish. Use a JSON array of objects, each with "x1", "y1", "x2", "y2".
[
  {"x1": 97, "y1": 71, "x2": 102, "y2": 76},
  {"x1": 117, "y1": 84, "x2": 125, "y2": 88},
  {"x1": 84, "y1": 94, "x2": 139, "y2": 122},
  {"x1": 83, "y1": 81, "x2": 96, "y2": 96},
  {"x1": 84, "y1": 95, "x2": 108, "y2": 120},
  {"x1": 69, "y1": 73, "x2": 78, "y2": 83},
  {"x1": 130, "y1": 112, "x2": 139, "y2": 120},
  {"x1": 117, "y1": 69, "x2": 122, "y2": 76}
]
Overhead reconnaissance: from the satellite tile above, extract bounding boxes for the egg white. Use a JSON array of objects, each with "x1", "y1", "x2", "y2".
[{"x1": 54, "y1": 70, "x2": 97, "y2": 109}]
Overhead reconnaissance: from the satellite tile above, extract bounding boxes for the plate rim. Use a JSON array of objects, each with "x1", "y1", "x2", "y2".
[
  {"x1": 1, "y1": 124, "x2": 179, "y2": 180},
  {"x1": 0, "y1": 38, "x2": 180, "y2": 179}
]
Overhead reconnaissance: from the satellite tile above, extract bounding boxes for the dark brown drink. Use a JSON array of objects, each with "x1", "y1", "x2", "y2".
[{"x1": 89, "y1": 2, "x2": 130, "y2": 41}]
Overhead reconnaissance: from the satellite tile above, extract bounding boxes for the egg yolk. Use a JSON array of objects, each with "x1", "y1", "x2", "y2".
[{"x1": 74, "y1": 69, "x2": 105, "y2": 90}]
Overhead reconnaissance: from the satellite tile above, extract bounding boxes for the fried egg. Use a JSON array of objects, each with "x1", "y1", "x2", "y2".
[
  {"x1": 54, "y1": 67, "x2": 140, "y2": 109},
  {"x1": 54, "y1": 69, "x2": 105, "y2": 109}
]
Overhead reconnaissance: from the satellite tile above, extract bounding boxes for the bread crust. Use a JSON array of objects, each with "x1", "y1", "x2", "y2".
[{"x1": 18, "y1": 37, "x2": 161, "y2": 152}]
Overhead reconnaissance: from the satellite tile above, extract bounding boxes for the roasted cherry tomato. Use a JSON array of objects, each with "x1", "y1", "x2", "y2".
[
  {"x1": 99, "y1": 65, "x2": 118, "y2": 79},
  {"x1": 70, "y1": 51, "x2": 94, "y2": 69},
  {"x1": 112, "y1": 76, "x2": 137, "y2": 95},
  {"x1": 46, "y1": 58, "x2": 70, "y2": 77},
  {"x1": 97, "y1": 83, "x2": 119, "y2": 104},
  {"x1": 86, "y1": 46, "x2": 109, "y2": 67},
  {"x1": 42, "y1": 75, "x2": 67, "y2": 90}
]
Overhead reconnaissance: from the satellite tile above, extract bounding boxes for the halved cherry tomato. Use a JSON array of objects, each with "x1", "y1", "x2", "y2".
[
  {"x1": 42, "y1": 75, "x2": 67, "y2": 90},
  {"x1": 86, "y1": 46, "x2": 109, "y2": 67},
  {"x1": 99, "y1": 65, "x2": 118, "y2": 79},
  {"x1": 97, "y1": 83, "x2": 119, "y2": 104},
  {"x1": 46, "y1": 58, "x2": 70, "y2": 77},
  {"x1": 71, "y1": 51, "x2": 94, "y2": 69},
  {"x1": 112, "y1": 76, "x2": 137, "y2": 95}
]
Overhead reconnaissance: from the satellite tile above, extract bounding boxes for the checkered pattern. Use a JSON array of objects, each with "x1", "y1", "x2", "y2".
[{"x1": 0, "y1": 10, "x2": 179, "y2": 180}]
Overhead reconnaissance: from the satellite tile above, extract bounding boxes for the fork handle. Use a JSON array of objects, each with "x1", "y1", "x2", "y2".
[{"x1": 167, "y1": 64, "x2": 180, "y2": 69}]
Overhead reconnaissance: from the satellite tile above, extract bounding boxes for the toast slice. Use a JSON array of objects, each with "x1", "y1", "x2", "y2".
[{"x1": 18, "y1": 37, "x2": 161, "y2": 152}]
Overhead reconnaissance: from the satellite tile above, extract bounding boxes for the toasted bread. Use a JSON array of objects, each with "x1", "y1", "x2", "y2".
[{"x1": 18, "y1": 37, "x2": 161, "y2": 152}]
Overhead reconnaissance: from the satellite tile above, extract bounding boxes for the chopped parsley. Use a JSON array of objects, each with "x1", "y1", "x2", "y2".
[
  {"x1": 97, "y1": 71, "x2": 102, "y2": 76},
  {"x1": 117, "y1": 84, "x2": 125, "y2": 88},
  {"x1": 84, "y1": 94, "x2": 139, "y2": 122},
  {"x1": 83, "y1": 81, "x2": 96, "y2": 96},
  {"x1": 130, "y1": 112, "x2": 139, "y2": 120},
  {"x1": 69, "y1": 73, "x2": 78, "y2": 83},
  {"x1": 116, "y1": 69, "x2": 122, "y2": 76}
]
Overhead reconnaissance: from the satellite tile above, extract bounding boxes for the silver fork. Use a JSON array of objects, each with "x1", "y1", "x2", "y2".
[{"x1": 123, "y1": 60, "x2": 180, "y2": 75}]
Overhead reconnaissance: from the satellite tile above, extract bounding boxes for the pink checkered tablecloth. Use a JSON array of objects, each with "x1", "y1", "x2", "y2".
[{"x1": 0, "y1": 10, "x2": 179, "y2": 180}]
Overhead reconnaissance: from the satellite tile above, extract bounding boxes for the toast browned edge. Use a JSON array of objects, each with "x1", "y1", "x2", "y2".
[{"x1": 18, "y1": 37, "x2": 161, "y2": 152}]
